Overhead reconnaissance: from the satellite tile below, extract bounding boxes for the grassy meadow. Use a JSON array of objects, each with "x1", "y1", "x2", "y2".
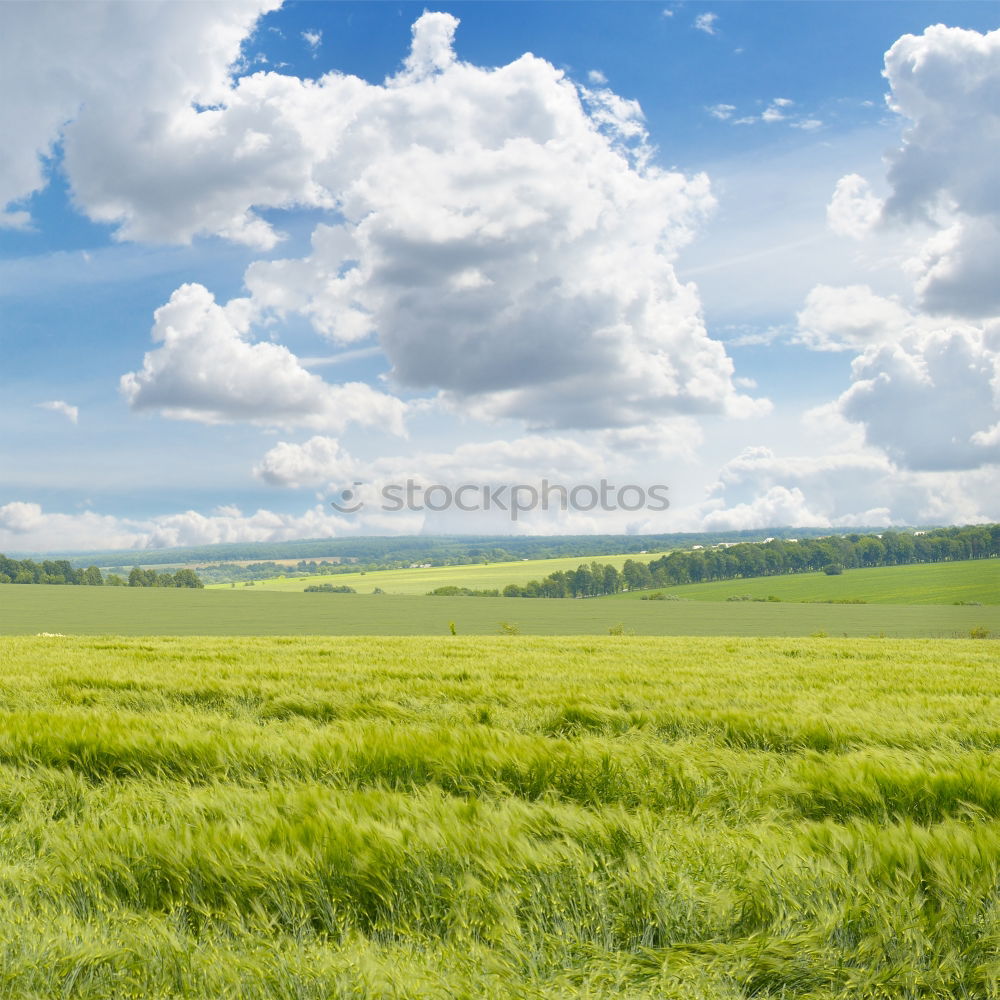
[
  {"x1": 609, "y1": 559, "x2": 998, "y2": 605},
  {"x1": 2, "y1": 582, "x2": 999, "y2": 637},
  {"x1": 0, "y1": 634, "x2": 997, "y2": 997}
]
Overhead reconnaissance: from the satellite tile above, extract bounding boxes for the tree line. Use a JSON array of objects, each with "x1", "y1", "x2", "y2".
[
  {"x1": 498, "y1": 525, "x2": 999, "y2": 599},
  {"x1": 0, "y1": 556, "x2": 202, "y2": 588},
  {"x1": 70, "y1": 527, "x2": 838, "y2": 573}
]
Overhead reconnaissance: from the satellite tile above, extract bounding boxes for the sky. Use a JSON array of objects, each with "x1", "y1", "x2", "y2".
[{"x1": 1, "y1": 0, "x2": 999, "y2": 553}]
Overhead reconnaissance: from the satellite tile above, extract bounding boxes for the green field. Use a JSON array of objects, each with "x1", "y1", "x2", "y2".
[
  {"x1": 2, "y1": 583, "x2": 999, "y2": 637},
  {"x1": 608, "y1": 558, "x2": 999, "y2": 605},
  {"x1": 0, "y1": 635, "x2": 997, "y2": 997},
  {"x1": 206, "y1": 551, "x2": 655, "y2": 594}
]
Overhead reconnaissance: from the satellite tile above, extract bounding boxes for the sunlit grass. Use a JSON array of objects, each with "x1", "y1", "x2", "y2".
[{"x1": 0, "y1": 635, "x2": 998, "y2": 997}]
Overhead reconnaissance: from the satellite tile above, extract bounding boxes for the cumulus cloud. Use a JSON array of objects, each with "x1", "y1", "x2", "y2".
[
  {"x1": 37, "y1": 400, "x2": 79, "y2": 424},
  {"x1": 98, "y1": 10, "x2": 761, "y2": 431},
  {"x1": 838, "y1": 323, "x2": 1000, "y2": 470},
  {"x1": 252, "y1": 421, "x2": 704, "y2": 534},
  {"x1": 794, "y1": 281, "x2": 1000, "y2": 469},
  {"x1": 0, "y1": 502, "x2": 142, "y2": 552},
  {"x1": 254, "y1": 435, "x2": 357, "y2": 488},
  {"x1": 702, "y1": 445, "x2": 893, "y2": 529},
  {"x1": 907, "y1": 216, "x2": 1000, "y2": 317},
  {"x1": 804, "y1": 25, "x2": 1000, "y2": 476},
  {"x1": 829, "y1": 25, "x2": 1000, "y2": 315},
  {"x1": 827, "y1": 173, "x2": 883, "y2": 239},
  {"x1": 693, "y1": 442, "x2": 998, "y2": 530},
  {"x1": 120, "y1": 283, "x2": 406, "y2": 433},
  {"x1": 795, "y1": 284, "x2": 915, "y2": 352},
  {"x1": 701, "y1": 485, "x2": 831, "y2": 530},
  {"x1": 0, "y1": 0, "x2": 281, "y2": 242},
  {"x1": 254, "y1": 433, "x2": 611, "y2": 490},
  {"x1": 0, "y1": 500, "x2": 361, "y2": 553}
]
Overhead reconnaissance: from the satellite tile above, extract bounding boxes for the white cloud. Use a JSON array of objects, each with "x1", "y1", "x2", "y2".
[
  {"x1": 827, "y1": 173, "x2": 883, "y2": 239},
  {"x1": 218, "y1": 13, "x2": 763, "y2": 430},
  {"x1": 254, "y1": 435, "x2": 357, "y2": 488},
  {"x1": 0, "y1": 0, "x2": 281, "y2": 243},
  {"x1": 803, "y1": 25, "x2": 1000, "y2": 477},
  {"x1": 693, "y1": 13, "x2": 718, "y2": 35},
  {"x1": 0, "y1": 500, "x2": 361, "y2": 553},
  {"x1": 761, "y1": 98, "x2": 792, "y2": 123},
  {"x1": 120, "y1": 283, "x2": 407, "y2": 434},
  {"x1": 587, "y1": 69, "x2": 607, "y2": 84},
  {"x1": 830, "y1": 25, "x2": 1000, "y2": 316},
  {"x1": 37, "y1": 400, "x2": 79, "y2": 424},
  {"x1": 255, "y1": 433, "x2": 610, "y2": 491},
  {"x1": 302, "y1": 29, "x2": 321, "y2": 52},
  {"x1": 701, "y1": 484, "x2": 831, "y2": 530},
  {"x1": 837, "y1": 323, "x2": 1000, "y2": 470},
  {"x1": 720, "y1": 98, "x2": 821, "y2": 130},
  {"x1": 907, "y1": 216, "x2": 1000, "y2": 318},
  {"x1": 8, "y1": 8, "x2": 763, "y2": 436},
  {"x1": 795, "y1": 284, "x2": 914, "y2": 352},
  {"x1": 255, "y1": 416, "x2": 703, "y2": 494},
  {"x1": 707, "y1": 103, "x2": 736, "y2": 120},
  {"x1": 704, "y1": 445, "x2": 894, "y2": 528},
  {"x1": 691, "y1": 441, "x2": 998, "y2": 530},
  {"x1": 794, "y1": 282, "x2": 1000, "y2": 469},
  {"x1": 0, "y1": 502, "x2": 141, "y2": 552}
]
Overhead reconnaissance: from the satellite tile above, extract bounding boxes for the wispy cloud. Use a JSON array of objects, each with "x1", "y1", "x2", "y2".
[
  {"x1": 300, "y1": 346, "x2": 385, "y2": 369},
  {"x1": 724, "y1": 98, "x2": 822, "y2": 128},
  {"x1": 302, "y1": 29, "x2": 321, "y2": 53},
  {"x1": 707, "y1": 103, "x2": 736, "y2": 120},
  {"x1": 693, "y1": 12, "x2": 718, "y2": 35},
  {"x1": 762, "y1": 97, "x2": 793, "y2": 122},
  {"x1": 37, "y1": 400, "x2": 79, "y2": 424},
  {"x1": 588, "y1": 69, "x2": 607, "y2": 84}
]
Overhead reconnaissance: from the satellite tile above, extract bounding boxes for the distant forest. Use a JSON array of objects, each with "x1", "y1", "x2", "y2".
[
  {"x1": 0, "y1": 558, "x2": 202, "y2": 588},
  {"x1": 55, "y1": 527, "x2": 854, "y2": 572},
  {"x1": 498, "y1": 524, "x2": 1000, "y2": 598}
]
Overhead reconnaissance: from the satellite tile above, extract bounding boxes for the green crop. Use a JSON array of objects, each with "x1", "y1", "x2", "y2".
[{"x1": 0, "y1": 635, "x2": 997, "y2": 997}]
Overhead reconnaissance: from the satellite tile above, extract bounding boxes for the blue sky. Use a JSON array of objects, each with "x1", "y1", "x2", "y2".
[{"x1": 1, "y1": 1, "x2": 998, "y2": 552}]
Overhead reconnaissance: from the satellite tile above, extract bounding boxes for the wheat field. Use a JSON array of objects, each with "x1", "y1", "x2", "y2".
[{"x1": 0, "y1": 634, "x2": 998, "y2": 998}]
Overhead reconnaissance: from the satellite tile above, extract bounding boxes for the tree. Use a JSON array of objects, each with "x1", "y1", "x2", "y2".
[{"x1": 622, "y1": 559, "x2": 652, "y2": 592}]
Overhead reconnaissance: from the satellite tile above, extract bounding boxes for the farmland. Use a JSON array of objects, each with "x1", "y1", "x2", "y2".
[
  {"x1": 2, "y1": 583, "x2": 998, "y2": 637},
  {"x1": 609, "y1": 558, "x2": 998, "y2": 605},
  {"x1": 208, "y1": 553, "x2": 998, "y2": 605},
  {"x1": 205, "y1": 551, "x2": 653, "y2": 594},
  {"x1": 0, "y1": 634, "x2": 996, "y2": 997}
]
